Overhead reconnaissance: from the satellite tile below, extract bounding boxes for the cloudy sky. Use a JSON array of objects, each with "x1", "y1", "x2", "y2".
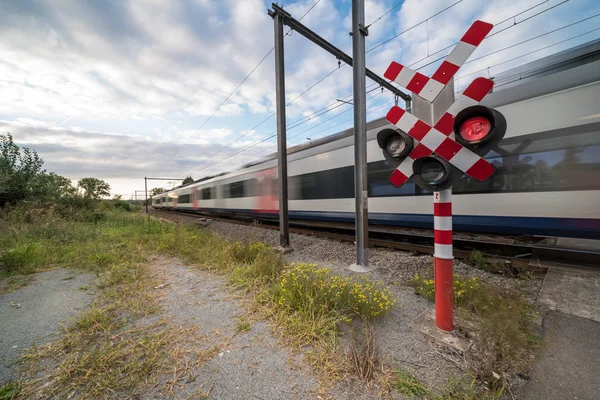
[{"x1": 1, "y1": 0, "x2": 598, "y2": 196}]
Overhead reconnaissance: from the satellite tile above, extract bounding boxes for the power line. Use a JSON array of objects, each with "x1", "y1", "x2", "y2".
[
  {"x1": 408, "y1": 0, "x2": 572, "y2": 71},
  {"x1": 235, "y1": 91, "x2": 388, "y2": 167},
  {"x1": 153, "y1": 48, "x2": 274, "y2": 175},
  {"x1": 457, "y1": 26, "x2": 600, "y2": 82},
  {"x1": 153, "y1": 0, "x2": 321, "y2": 175},
  {"x1": 240, "y1": 98, "x2": 393, "y2": 167},
  {"x1": 366, "y1": 0, "x2": 463, "y2": 54},
  {"x1": 192, "y1": 90, "x2": 385, "y2": 175},
  {"x1": 464, "y1": 12, "x2": 600, "y2": 66},
  {"x1": 366, "y1": 1, "x2": 406, "y2": 28},
  {"x1": 185, "y1": 64, "x2": 344, "y2": 174}
]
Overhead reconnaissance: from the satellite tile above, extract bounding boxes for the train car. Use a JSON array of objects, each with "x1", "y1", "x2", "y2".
[{"x1": 153, "y1": 40, "x2": 600, "y2": 239}]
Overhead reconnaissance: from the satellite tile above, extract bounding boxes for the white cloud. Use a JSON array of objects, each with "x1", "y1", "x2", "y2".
[{"x1": 0, "y1": 0, "x2": 598, "y2": 195}]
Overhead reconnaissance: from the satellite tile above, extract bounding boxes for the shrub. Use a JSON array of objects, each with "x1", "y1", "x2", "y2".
[
  {"x1": 275, "y1": 263, "x2": 396, "y2": 321},
  {"x1": 112, "y1": 200, "x2": 133, "y2": 212}
]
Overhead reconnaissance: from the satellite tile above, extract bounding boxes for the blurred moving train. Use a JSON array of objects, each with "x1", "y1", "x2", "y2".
[{"x1": 152, "y1": 40, "x2": 600, "y2": 239}]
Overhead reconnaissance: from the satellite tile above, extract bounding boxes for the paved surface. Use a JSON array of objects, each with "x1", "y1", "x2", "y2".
[
  {"x1": 520, "y1": 311, "x2": 600, "y2": 400},
  {"x1": 143, "y1": 256, "x2": 320, "y2": 399},
  {"x1": 538, "y1": 267, "x2": 600, "y2": 322},
  {"x1": 0, "y1": 269, "x2": 94, "y2": 384}
]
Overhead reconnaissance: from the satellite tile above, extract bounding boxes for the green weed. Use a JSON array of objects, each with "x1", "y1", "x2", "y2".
[
  {"x1": 275, "y1": 263, "x2": 396, "y2": 322},
  {"x1": 0, "y1": 381, "x2": 20, "y2": 400},
  {"x1": 235, "y1": 317, "x2": 251, "y2": 333},
  {"x1": 391, "y1": 369, "x2": 427, "y2": 398}
]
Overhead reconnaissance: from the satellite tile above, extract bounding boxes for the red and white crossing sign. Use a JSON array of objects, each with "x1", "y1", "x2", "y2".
[
  {"x1": 377, "y1": 20, "x2": 507, "y2": 333},
  {"x1": 382, "y1": 20, "x2": 495, "y2": 188},
  {"x1": 384, "y1": 21, "x2": 492, "y2": 103}
]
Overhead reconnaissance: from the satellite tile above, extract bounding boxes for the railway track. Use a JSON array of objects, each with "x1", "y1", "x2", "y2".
[{"x1": 151, "y1": 209, "x2": 600, "y2": 271}]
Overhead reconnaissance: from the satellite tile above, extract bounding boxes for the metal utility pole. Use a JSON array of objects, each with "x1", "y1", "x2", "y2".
[
  {"x1": 267, "y1": 2, "x2": 410, "y2": 255},
  {"x1": 144, "y1": 177, "x2": 185, "y2": 214},
  {"x1": 273, "y1": 10, "x2": 290, "y2": 249},
  {"x1": 350, "y1": 0, "x2": 369, "y2": 271}
]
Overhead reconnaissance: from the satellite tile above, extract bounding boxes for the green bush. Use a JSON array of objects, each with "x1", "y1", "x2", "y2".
[{"x1": 275, "y1": 263, "x2": 396, "y2": 321}]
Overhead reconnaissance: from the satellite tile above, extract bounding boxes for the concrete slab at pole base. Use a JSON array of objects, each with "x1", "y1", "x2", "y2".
[
  {"x1": 347, "y1": 264, "x2": 377, "y2": 273},
  {"x1": 538, "y1": 266, "x2": 600, "y2": 323},
  {"x1": 273, "y1": 246, "x2": 294, "y2": 255},
  {"x1": 410, "y1": 309, "x2": 469, "y2": 353}
]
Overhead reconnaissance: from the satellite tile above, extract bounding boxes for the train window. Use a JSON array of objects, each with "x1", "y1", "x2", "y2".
[
  {"x1": 245, "y1": 178, "x2": 258, "y2": 197},
  {"x1": 225, "y1": 181, "x2": 241, "y2": 198},
  {"x1": 290, "y1": 166, "x2": 354, "y2": 200},
  {"x1": 201, "y1": 187, "x2": 214, "y2": 200},
  {"x1": 223, "y1": 179, "x2": 257, "y2": 198},
  {"x1": 178, "y1": 194, "x2": 191, "y2": 204},
  {"x1": 367, "y1": 161, "x2": 420, "y2": 197}
]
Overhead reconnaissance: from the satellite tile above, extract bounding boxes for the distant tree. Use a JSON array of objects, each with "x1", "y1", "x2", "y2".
[
  {"x1": 150, "y1": 187, "x2": 166, "y2": 197},
  {"x1": 113, "y1": 194, "x2": 123, "y2": 200},
  {"x1": 32, "y1": 172, "x2": 76, "y2": 202},
  {"x1": 182, "y1": 176, "x2": 194, "y2": 185},
  {"x1": 77, "y1": 177, "x2": 111, "y2": 199},
  {"x1": 0, "y1": 133, "x2": 44, "y2": 206}
]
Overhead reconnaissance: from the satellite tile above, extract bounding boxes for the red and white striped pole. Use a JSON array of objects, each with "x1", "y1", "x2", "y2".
[{"x1": 433, "y1": 188, "x2": 453, "y2": 331}]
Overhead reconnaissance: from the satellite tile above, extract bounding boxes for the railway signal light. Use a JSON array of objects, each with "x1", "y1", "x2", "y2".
[
  {"x1": 412, "y1": 156, "x2": 452, "y2": 190},
  {"x1": 376, "y1": 128, "x2": 413, "y2": 164},
  {"x1": 407, "y1": 105, "x2": 507, "y2": 192},
  {"x1": 454, "y1": 105, "x2": 507, "y2": 153}
]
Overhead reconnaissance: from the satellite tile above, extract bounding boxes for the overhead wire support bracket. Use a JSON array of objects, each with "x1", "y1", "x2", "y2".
[{"x1": 268, "y1": 3, "x2": 411, "y2": 103}]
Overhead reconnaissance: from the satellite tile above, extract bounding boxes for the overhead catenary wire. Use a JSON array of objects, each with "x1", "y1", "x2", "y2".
[
  {"x1": 407, "y1": 0, "x2": 573, "y2": 71},
  {"x1": 152, "y1": 0, "x2": 321, "y2": 175},
  {"x1": 191, "y1": 90, "x2": 385, "y2": 175},
  {"x1": 366, "y1": 0, "x2": 464, "y2": 54},
  {"x1": 456, "y1": 26, "x2": 600, "y2": 82},
  {"x1": 239, "y1": 97, "x2": 393, "y2": 167},
  {"x1": 464, "y1": 12, "x2": 600, "y2": 65}
]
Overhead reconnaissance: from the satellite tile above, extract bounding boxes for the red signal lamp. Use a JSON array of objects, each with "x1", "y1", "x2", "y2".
[
  {"x1": 459, "y1": 115, "x2": 491, "y2": 143},
  {"x1": 454, "y1": 105, "x2": 506, "y2": 148}
]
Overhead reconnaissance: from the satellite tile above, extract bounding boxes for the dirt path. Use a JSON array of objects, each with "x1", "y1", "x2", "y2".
[
  {"x1": 0, "y1": 269, "x2": 95, "y2": 385},
  {"x1": 141, "y1": 255, "x2": 321, "y2": 399}
]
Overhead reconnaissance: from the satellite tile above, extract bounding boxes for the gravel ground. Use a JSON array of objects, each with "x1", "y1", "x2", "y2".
[{"x1": 0, "y1": 269, "x2": 95, "y2": 385}]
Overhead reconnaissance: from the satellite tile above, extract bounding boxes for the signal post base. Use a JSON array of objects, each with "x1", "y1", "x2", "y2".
[
  {"x1": 347, "y1": 264, "x2": 377, "y2": 273},
  {"x1": 410, "y1": 309, "x2": 467, "y2": 352},
  {"x1": 434, "y1": 257, "x2": 454, "y2": 331}
]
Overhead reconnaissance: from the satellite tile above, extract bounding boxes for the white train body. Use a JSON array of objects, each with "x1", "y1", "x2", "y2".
[{"x1": 153, "y1": 41, "x2": 600, "y2": 239}]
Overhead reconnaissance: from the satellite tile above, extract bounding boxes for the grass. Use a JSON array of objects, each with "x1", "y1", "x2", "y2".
[
  {"x1": 391, "y1": 369, "x2": 427, "y2": 398},
  {"x1": 409, "y1": 269, "x2": 540, "y2": 391},
  {"x1": 0, "y1": 381, "x2": 20, "y2": 400},
  {"x1": 2, "y1": 204, "x2": 400, "y2": 394},
  {"x1": 235, "y1": 317, "x2": 251, "y2": 333}
]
